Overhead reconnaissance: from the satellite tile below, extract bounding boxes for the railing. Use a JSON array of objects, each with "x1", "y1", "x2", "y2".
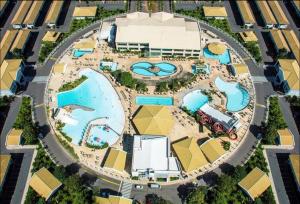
[{"x1": 173, "y1": 13, "x2": 258, "y2": 66}]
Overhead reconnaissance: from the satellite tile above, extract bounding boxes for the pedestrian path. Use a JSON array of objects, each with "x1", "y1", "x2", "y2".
[
  {"x1": 32, "y1": 76, "x2": 48, "y2": 83},
  {"x1": 120, "y1": 181, "x2": 132, "y2": 198},
  {"x1": 252, "y1": 76, "x2": 269, "y2": 83}
]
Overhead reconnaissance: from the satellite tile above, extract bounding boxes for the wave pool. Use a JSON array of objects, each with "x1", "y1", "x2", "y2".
[
  {"x1": 181, "y1": 90, "x2": 209, "y2": 112},
  {"x1": 57, "y1": 69, "x2": 125, "y2": 145}
]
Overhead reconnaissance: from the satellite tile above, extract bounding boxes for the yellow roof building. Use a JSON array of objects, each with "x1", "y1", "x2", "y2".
[
  {"x1": 238, "y1": 167, "x2": 271, "y2": 200},
  {"x1": 283, "y1": 29, "x2": 300, "y2": 64},
  {"x1": 268, "y1": 1, "x2": 289, "y2": 25},
  {"x1": 52, "y1": 63, "x2": 66, "y2": 74},
  {"x1": 132, "y1": 106, "x2": 174, "y2": 136},
  {"x1": 277, "y1": 59, "x2": 300, "y2": 91},
  {"x1": 73, "y1": 6, "x2": 97, "y2": 17},
  {"x1": 73, "y1": 39, "x2": 97, "y2": 50},
  {"x1": 0, "y1": 0, "x2": 7, "y2": 11},
  {"x1": 42, "y1": 31, "x2": 62, "y2": 42},
  {"x1": 29, "y1": 167, "x2": 62, "y2": 200},
  {"x1": 0, "y1": 30, "x2": 18, "y2": 64},
  {"x1": 236, "y1": 1, "x2": 255, "y2": 24},
  {"x1": 11, "y1": 0, "x2": 33, "y2": 25},
  {"x1": 270, "y1": 30, "x2": 290, "y2": 52},
  {"x1": 256, "y1": 1, "x2": 277, "y2": 25},
  {"x1": 172, "y1": 137, "x2": 209, "y2": 173},
  {"x1": 45, "y1": 0, "x2": 64, "y2": 24},
  {"x1": 232, "y1": 63, "x2": 249, "y2": 75},
  {"x1": 0, "y1": 59, "x2": 23, "y2": 90},
  {"x1": 103, "y1": 148, "x2": 127, "y2": 172},
  {"x1": 203, "y1": 6, "x2": 227, "y2": 17},
  {"x1": 6, "y1": 128, "x2": 23, "y2": 146},
  {"x1": 0, "y1": 154, "x2": 11, "y2": 188},
  {"x1": 277, "y1": 129, "x2": 294, "y2": 146},
  {"x1": 95, "y1": 195, "x2": 133, "y2": 204},
  {"x1": 23, "y1": 1, "x2": 44, "y2": 25},
  {"x1": 239, "y1": 31, "x2": 258, "y2": 42},
  {"x1": 200, "y1": 138, "x2": 226, "y2": 163},
  {"x1": 289, "y1": 154, "x2": 300, "y2": 189},
  {"x1": 10, "y1": 30, "x2": 30, "y2": 51},
  {"x1": 207, "y1": 42, "x2": 227, "y2": 55}
]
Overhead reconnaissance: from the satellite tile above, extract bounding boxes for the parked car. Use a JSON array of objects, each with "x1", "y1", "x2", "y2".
[
  {"x1": 148, "y1": 183, "x2": 161, "y2": 189},
  {"x1": 135, "y1": 185, "x2": 143, "y2": 189}
]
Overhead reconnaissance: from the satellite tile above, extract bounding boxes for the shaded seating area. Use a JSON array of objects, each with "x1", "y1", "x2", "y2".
[
  {"x1": 5, "y1": 128, "x2": 23, "y2": 147},
  {"x1": 103, "y1": 148, "x2": 127, "y2": 173},
  {"x1": 277, "y1": 128, "x2": 295, "y2": 147}
]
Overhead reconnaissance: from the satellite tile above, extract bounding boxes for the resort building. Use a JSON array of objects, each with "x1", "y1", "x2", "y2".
[
  {"x1": 0, "y1": 154, "x2": 11, "y2": 192},
  {"x1": 200, "y1": 138, "x2": 226, "y2": 163},
  {"x1": 114, "y1": 12, "x2": 201, "y2": 57},
  {"x1": 132, "y1": 106, "x2": 174, "y2": 136},
  {"x1": 267, "y1": 1, "x2": 289, "y2": 29},
  {"x1": 289, "y1": 154, "x2": 300, "y2": 192},
  {"x1": 103, "y1": 148, "x2": 127, "y2": 173},
  {"x1": 282, "y1": 29, "x2": 300, "y2": 64},
  {"x1": 95, "y1": 195, "x2": 133, "y2": 204},
  {"x1": 131, "y1": 135, "x2": 181, "y2": 180},
  {"x1": 238, "y1": 167, "x2": 271, "y2": 200},
  {"x1": 52, "y1": 63, "x2": 67, "y2": 75},
  {"x1": 172, "y1": 137, "x2": 209, "y2": 173},
  {"x1": 10, "y1": 30, "x2": 31, "y2": 54},
  {"x1": 277, "y1": 129, "x2": 295, "y2": 147},
  {"x1": 0, "y1": 30, "x2": 18, "y2": 64},
  {"x1": 255, "y1": 0, "x2": 277, "y2": 29},
  {"x1": 236, "y1": 1, "x2": 255, "y2": 28},
  {"x1": 291, "y1": 0, "x2": 300, "y2": 17},
  {"x1": 42, "y1": 31, "x2": 62, "y2": 43},
  {"x1": 198, "y1": 103, "x2": 240, "y2": 134},
  {"x1": 0, "y1": 59, "x2": 26, "y2": 96},
  {"x1": 229, "y1": 63, "x2": 249, "y2": 76},
  {"x1": 269, "y1": 30, "x2": 290, "y2": 55},
  {"x1": 23, "y1": 0, "x2": 44, "y2": 29},
  {"x1": 273, "y1": 59, "x2": 300, "y2": 95},
  {"x1": 45, "y1": 0, "x2": 64, "y2": 28},
  {"x1": 11, "y1": 0, "x2": 33, "y2": 29},
  {"x1": 5, "y1": 128, "x2": 23, "y2": 147},
  {"x1": 29, "y1": 167, "x2": 62, "y2": 201},
  {"x1": 73, "y1": 6, "x2": 97, "y2": 19},
  {"x1": 239, "y1": 31, "x2": 258, "y2": 43},
  {"x1": 203, "y1": 6, "x2": 228, "y2": 19}
]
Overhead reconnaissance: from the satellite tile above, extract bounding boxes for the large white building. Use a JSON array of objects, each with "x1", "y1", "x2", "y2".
[
  {"x1": 115, "y1": 12, "x2": 201, "y2": 57},
  {"x1": 131, "y1": 135, "x2": 181, "y2": 181}
]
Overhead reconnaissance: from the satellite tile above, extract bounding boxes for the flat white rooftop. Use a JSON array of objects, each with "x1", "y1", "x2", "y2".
[
  {"x1": 115, "y1": 12, "x2": 201, "y2": 50},
  {"x1": 132, "y1": 135, "x2": 180, "y2": 172}
]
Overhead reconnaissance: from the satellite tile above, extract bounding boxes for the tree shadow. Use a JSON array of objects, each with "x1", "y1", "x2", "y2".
[
  {"x1": 177, "y1": 182, "x2": 197, "y2": 202},
  {"x1": 219, "y1": 162, "x2": 235, "y2": 176},
  {"x1": 65, "y1": 163, "x2": 81, "y2": 175},
  {"x1": 81, "y1": 172, "x2": 98, "y2": 186},
  {"x1": 197, "y1": 171, "x2": 219, "y2": 186}
]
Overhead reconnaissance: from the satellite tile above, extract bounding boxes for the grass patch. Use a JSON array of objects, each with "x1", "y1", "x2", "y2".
[{"x1": 58, "y1": 76, "x2": 87, "y2": 92}]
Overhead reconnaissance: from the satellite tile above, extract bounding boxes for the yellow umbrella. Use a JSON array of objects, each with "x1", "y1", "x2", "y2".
[{"x1": 207, "y1": 42, "x2": 227, "y2": 55}]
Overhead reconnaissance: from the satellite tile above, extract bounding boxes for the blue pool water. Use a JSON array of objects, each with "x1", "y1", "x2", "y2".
[
  {"x1": 215, "y1": 77, "x2": 250, "y2": 112},
  {"x1": 136, "y1": 96, "x2": 173, "y2": 106},
  {"x1": 131, "y1": 62, "x2": 177, "y2": 76},
  {"x1": 57, "y1": 69, "x2": 125, "y2": 145},
  {"x1": 73, "y1": 49, "x2": 93, "y2": 58},
  {"x1": 181, "y1": 90, "x2": 209, "y2": 112},
  {"x1": 203, "y1": 48, "x2": 231, "y2": 64},
  {"x1": 87, "y1": 125, "x2": 119, "y2": 147}
]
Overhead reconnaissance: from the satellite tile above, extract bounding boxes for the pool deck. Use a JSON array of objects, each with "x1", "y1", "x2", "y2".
[{"x1": 46, "y1": 29, "x2": 255, "y2": 184}]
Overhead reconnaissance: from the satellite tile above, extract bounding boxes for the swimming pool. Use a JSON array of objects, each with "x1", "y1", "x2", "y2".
[
  {"x1": 87, "y1": 125, "x2": 119, "y2": 147},
  {"x1": 136, "y1": 96, "x2": 173, "y2": 106},
  {"x1": 73, "y1": 49, "x2": 93, "y2": 58},
  {"x1": 181, "y1": 90, "x2": 209, "y2": 112},
  {"x1": 131, "y1": 62, "x2": 177, "y2": 76},
  {"x1": 215, "y1": 77, "x2": 250, "y2": 112},
  {"x1": 57, "y1": 69, "x2": 125, "y2": 145},
  {"x1": 203, "y1": 48, "x2": 231, "y2": 64}
]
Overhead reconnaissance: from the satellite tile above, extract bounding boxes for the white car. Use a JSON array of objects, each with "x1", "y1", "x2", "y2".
[{"x1": 135, "y1": 185, "x2": 143, "y2": 189}]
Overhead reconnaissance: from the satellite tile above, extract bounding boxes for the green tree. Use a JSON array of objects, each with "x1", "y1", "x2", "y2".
[
  {"x1": 187, "y1": 187, "x2": 207, "y2": 204},
  {"x1": 145, "y1": 194, "x2": 173, "y2": 204}
]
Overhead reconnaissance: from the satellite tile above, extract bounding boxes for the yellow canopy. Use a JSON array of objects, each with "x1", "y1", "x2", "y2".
[
  {"x1": 6, "y1": 128, "x2": 23, "y2": 146},
  {"x1": 239, "y1": 31, "x2": 258, "y2": 42},
  {"x1": 0, "y1": 154, "x2": 11, "y2": 187},
  {"x1": 289, "y1": 154, "x2": 300, "y2": 188},
  {"x1": 207, "y1": 42, "x2": 227, "y2": 55},
  {"x1": 95, "y1": 195, "x2": 133, "y2": 204},
  {"x1": 42, "y1": 31, "x2": 61, "y2": 42},
  {"x1": 0, "y1": 59, "x2": 22, "y2": 90},
  {"x1": 73, "y1": 39, "x2": 97, "y2": 50},
  {"x1": 133, "y1": 106, "x2": 174, "y2": 136},
  {"x1": 277, "y1": 59, "x2": 300, "y2": 91},
  {"x1": 172, "y1": 137, "x2": 209, "y2": 173},
  {"x1": 233, "y1": 63, "x2": 249, "y2": 75},
  {"x1": 73, "y1": 6, "x2": 97, "y2": 17},
  {"x1": 200, "y1": 138, "x2": 226, "y2": 163},
  {"x1": 278, "y1": 128, "x2": 294, "y2": 146},
  {"x1": 238, "y1": 167, "x2": 271, "y2": 200},
  {"x1": 52, "y1": 63, "x2": 66, "y2": 74},
  {"x1": 103, "y1": 148, "x2": 127, "y2": 172},
  {"x1": 29, "y1": 167, "x2": 62, "y2": 200}
]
